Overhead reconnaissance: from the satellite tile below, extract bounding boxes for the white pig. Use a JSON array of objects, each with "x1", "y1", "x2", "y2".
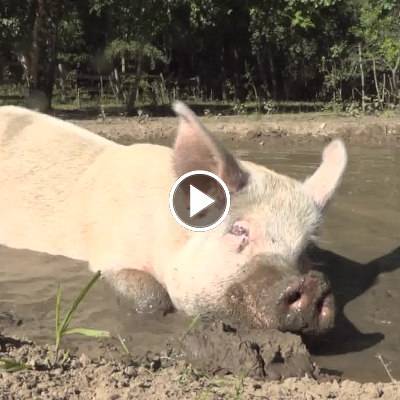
[{"x1": 0, "y1": 103, "x2": 347, "y2": 334}]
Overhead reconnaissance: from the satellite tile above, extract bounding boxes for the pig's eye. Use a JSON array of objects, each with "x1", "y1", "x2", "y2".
[
  {"x1": 227, "y1": 221, "x2": 250, "y2": 252},
  {"x1": 230, "y1": 221, "x2": 249, "y2": 237}
]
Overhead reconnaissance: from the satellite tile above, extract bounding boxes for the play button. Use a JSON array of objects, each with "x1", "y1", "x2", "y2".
[
  {"x1": 169, "y1": 170, "x2": 231, "y2": 231},
  {"x1": 189, "y1": 185, "x2": 215, "y2": 218}
]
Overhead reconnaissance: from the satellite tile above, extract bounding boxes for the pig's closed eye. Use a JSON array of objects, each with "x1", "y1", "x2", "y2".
[
  {"x1": 230, "y1": 222, "x2": 249, "y2": 237},
  {"x1": 229, "y1": 221, "x2": 249, "y2": 252}
]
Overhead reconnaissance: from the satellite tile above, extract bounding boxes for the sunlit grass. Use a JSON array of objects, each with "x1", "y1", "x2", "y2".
[{"x1": 54, "y1": 270, "x2": 111, "y2": 362}]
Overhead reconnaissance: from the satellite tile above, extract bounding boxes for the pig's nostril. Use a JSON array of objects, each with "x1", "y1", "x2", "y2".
[
  {"x1": 277, "y1": 274, "x2": 335, "y2": 335},
  {"x1": 285, "y1": 289, "x2": 302, "y2": 306},
  {"x1": 317, "y1": 297, "x2": 325, "y2": 314}
]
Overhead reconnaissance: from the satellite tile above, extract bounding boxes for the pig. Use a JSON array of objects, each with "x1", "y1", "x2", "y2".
[{"x1": 0, "y1": 102, "x2": 347, "y2": 335}]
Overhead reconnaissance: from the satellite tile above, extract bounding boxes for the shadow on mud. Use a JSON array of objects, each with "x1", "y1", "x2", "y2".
[
  {"x1": 179, "y1": 247, "x2": 400, "y2": 379},
  {"x1": 305, "y1": 245, "x2": 400, "y2": 355}
]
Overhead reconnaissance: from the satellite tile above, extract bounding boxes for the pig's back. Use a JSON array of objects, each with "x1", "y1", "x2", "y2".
[
  {"x1": 0, "y1": 106, "x2": 116, "y2": 257},
  {"x1": 81, "y1": 143, "x2": 180, "y2": 276}
]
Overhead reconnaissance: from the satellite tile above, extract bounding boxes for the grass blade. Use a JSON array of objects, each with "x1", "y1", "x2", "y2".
[
  {"x1": 59, "y1": 271, "x2": 101, "y2": 335},
  {"x1": 0, "y1": 358, "x2": 29, "y2": 373},
  {"x1": 63, "y1": 327, "x2": 111, "y2": 338},
  {"x1": 117, "y1": 334, "x2": 131, "y2": 355},
  {"x1": 180, "y1": 314, "x2": 201, "y2": 341},
  {"x1": 55, "y1": 286, "x2": 62, "y2": 337}
]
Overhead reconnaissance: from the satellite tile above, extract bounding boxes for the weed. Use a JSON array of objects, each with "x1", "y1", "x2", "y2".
[
  {"x1": 179, "y1": 314, "x2": 201, "y2": 342},
  {"x1": 233, "y1": 374, "x2": 245, "y2": 400},
  {"x1": 117, "y1": 334, "x2": 131, "y2": 356},
  {"x1": 54, "y1": 271, "x2": 110, "y2": 362},
  {"x1": 376, "y1": 353, "x2": 397, "y2": 383}
]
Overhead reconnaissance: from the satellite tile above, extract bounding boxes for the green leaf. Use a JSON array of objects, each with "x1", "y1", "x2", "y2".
[
  {"x1": 55, "y1": 285, "x2": 62, "y2": 335},
  {"x1": 180, "y1": 314, "x2": 201, "y2": 341},
  {"x1": 63, "y1": 327, "x2": 111, "y2": 338},
  {"x1": 59, "y1": 271, "x2": 102, "y2": 336},
  {"x1": 104, "y1": 39, "x2": 167, "y2": 64},
  {"x1": 117, "y1": 334, "x2": 131, "y2": 355}
]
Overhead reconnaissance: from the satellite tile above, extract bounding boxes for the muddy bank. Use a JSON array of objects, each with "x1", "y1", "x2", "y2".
[
  {"x1": 179, "y1": 319, "x2": 315, "y2": 380},
  {"x1": 67, "y1": 112, "x2": 400, "y2": 146},
  {"x1": 0, "y1": 112, "x2": 399, "y2": 395},
  {"x1": 1, "y1": 334, "x2": 399, "y2": 400}
]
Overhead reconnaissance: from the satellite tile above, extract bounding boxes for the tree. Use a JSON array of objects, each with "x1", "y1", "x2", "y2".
[
  {"x1": 90, "y1": 0, "x2": 170, "y2": 114},
  {"x1": 1, "y1": 0, "x2": 81, "y2": 110},
  {"x1": 353, "y1": 0, "x2": 400, "y2": 107},
  {"x1": 1, "y1": 0, "x2": 399, "y2": 110}
]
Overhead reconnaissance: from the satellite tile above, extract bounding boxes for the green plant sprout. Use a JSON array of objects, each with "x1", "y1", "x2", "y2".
[
  {"x1": 179, "y1": 314, "x2": 201, "y2": 342},
  {"x1": 55, "y1": 270, "x2": 110, "y2": 362},
  {"x1": 117, "y1": 334, "x2": 131, "y2": 356}
]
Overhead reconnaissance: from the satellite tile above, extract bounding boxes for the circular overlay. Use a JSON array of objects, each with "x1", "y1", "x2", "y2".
[{"x1": 169, "y1": 170, "x2": 231, "y2": 232}]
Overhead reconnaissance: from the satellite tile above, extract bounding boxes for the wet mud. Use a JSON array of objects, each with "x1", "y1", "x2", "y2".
[
  {"x1": 0, "y1": 115, "x2": 400, "y2": 397},
  {"x1": 178, "y1": 319, "x2": 314, "y2": 380}
]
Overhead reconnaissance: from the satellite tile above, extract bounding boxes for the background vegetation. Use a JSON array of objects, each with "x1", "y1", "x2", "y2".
[{"x1": 0, "y1": 0, "x2": 399, "y2": 114}]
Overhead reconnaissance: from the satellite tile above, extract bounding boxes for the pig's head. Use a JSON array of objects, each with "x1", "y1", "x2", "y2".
[{"x1": 166, "y1": 102, "x2": 347, "y2": 335}]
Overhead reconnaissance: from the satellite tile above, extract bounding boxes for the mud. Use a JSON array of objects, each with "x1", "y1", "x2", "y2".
[
  {"x1": 66, "y1": 112, "x2": 400, "y2": 146},
  {"x1": 1, "y1": 335, "x2": 399, "y2": 400},
  {"x1": 179, "y1": 319, "x2": 314, "y2": 380},
  {"x1": 1, "y1": 113, "x2": 400, "y2": 397}
]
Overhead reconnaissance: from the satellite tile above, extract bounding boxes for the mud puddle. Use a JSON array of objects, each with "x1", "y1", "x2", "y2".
[{"x1": 0, "y1": 140, "x2": 399, "y2": 383}]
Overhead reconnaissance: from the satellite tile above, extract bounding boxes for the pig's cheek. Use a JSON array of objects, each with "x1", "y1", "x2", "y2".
[{"x1": 222, "y1": 233, "x2": 250, "y2": 254}]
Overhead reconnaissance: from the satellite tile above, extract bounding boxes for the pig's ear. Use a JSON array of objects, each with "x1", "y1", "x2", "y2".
[
  {"x1": 303, "y1": 139, "x2": 347, "y2": 209},
  {"x1": 172, "y1": 101, "x2": 248, "y2": 192}
]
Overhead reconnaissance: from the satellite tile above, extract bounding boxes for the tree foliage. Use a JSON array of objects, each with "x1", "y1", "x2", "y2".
[{"x1": 0, "y1": 0, "x2": 399, "y2": 111}]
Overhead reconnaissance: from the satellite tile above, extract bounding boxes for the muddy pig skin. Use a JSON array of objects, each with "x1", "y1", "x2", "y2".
[{"x1": 0, "y1": 103, "x2": 347, "y2": 334}]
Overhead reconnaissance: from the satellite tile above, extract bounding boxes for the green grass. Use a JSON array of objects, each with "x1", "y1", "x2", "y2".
[
  {"x1": 54, "y1": 270, "x2": 110, "y2": 362},
  {"x1": 0, "y1": 271, "x2": 110, "y2": 372},
  {"x1": 179, "y1": 314, "x2": 201, "y2": 342}
]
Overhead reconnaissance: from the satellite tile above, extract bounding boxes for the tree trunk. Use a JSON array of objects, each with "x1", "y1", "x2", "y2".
[
  {"x1": 332, "y1": 63, "x2": 337, "y2": 104},
  {"x1": 382, "y1": 73, "x2": 386, "y2": 105},
  {"x1": 372, "y1": 58, "x2": 383, "y2": 110},
  {"x1": 266, "y1": 45, "x2": 278, "y2": 100},
  {"x1": 358, "y1": 43, "x2": 365, "y2": 112},
  {"x1": 232, "y1": 47, "x2": 245, "y2": 102},
  {"x1": 121, "y1": 56, "x2": 126, "y2": 74},
  {"x1": 256, "y1": 50, "x2": 270, "y2": 98},
  {"x1": 391, "y1": 56, "x2": 400, "y2": 102},
  {"x1": 44, "y1": 17, "x2": 58, "y2": 108},
  {"x1": 126, "y1": 47, "x2": 144, "y2": 115},
  {"x1": 58, "y1": 63, "x2": 66, "y2": 103},
  {"x1": 26, "y1": 0, "x2": 61, "y2": 111},
  {"x1": 29, "y1": 0, "x2": 44, "y2": 91}
]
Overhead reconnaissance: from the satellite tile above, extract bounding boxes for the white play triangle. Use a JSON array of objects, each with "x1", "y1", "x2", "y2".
[{"x1": 189, "y1": 185, "x2": 215, "y2": 218}]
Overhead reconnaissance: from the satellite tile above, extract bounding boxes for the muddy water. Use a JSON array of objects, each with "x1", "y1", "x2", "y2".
[{"x1": 0, "y1": 140, "x2": 399, "y2": 383}]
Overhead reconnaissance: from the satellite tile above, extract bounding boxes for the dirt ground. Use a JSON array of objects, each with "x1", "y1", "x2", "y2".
[
  {"x1": 65, "y1": 111, "x2": 400, "y2": 146},
  {"x1": 1, "y1": 111, "x2": 400, "y2": 399},
  {"x1": 1, "y1": 331, "x2": 399, "y2": 400}
]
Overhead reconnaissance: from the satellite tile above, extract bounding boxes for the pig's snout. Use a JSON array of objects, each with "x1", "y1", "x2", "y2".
[
  {"x1": 224, "y1": 263, "x2": 335, "y2": 336},
  {"x1": 277, "y1": 271, "x2": 335, "y2": 335}
]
